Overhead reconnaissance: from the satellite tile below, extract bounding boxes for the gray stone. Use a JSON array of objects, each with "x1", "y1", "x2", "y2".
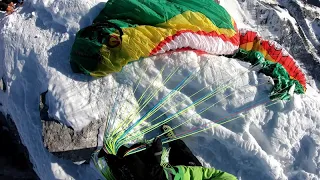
[{"x1": 42, "y1": 118, "x2": 105, "y2": 163}]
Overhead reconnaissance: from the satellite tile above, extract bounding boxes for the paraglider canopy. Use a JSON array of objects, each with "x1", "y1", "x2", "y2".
[{"x1": 70, "y1": 0, "x2": 306, "y2": 100}]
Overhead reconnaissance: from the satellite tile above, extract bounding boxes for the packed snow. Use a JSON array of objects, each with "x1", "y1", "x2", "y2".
[{"x1": 0, "y1": 0, "x2": 320, "y2": 180}]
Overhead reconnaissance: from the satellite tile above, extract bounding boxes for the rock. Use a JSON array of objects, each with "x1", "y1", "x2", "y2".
[
  {"x1": 42, "y1": 118, "x2": 104, "y2": 163},
  {"x1": 39, "y1": 89, "x2": 105, "y2": 163}
]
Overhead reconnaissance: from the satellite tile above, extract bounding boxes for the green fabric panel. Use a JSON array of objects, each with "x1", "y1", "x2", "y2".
[
  {"x1": 107, "y1": 19, "x2": 137, "y2": 28},
  {"x1": 70, "y1": 35, "x2": 102, "y2": 74},
  {"x1": 164, "y1": 166, "x2": 237, "y2": 180},
  {"x1": 235, "y1": 49, "x2": 265, "y2": 65},
  {"x1": 260, "y1": 62, "x2": 305, "y2": 100},
  {"x1": 94, "y1": 0, "x2": 234, "y2": 30},
  {"x1": 70, "y1": 20, "x2": 126, "y2": 76},
  {"x1": 234, "y1": 49, "x2": 305, "y2": 100}
]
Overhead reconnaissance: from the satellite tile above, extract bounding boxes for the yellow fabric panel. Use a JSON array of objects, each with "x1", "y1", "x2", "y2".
[
  {"x1": 97, "y1": 10, "x2": 238, "y2": 75},
  {"x1": 157, "y1": 11, "x2": 237, "y2": 37},
  {"x1": 265, "y1": 54, "x2": 276, "y2": 62},
  {"x1": 240, "y1": 42, "x2": 254, "y2": 50},
  {"x1": 252, "y1": 40, "x2": 268, "y2": 56},
  {"x1": 240, "y1": 41, "x2": 278, "y2": 63}
]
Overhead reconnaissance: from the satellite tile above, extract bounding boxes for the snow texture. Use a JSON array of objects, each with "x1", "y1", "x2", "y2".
[{"x1": 0, "y1": 0, "x2": 320, "y2": 180}]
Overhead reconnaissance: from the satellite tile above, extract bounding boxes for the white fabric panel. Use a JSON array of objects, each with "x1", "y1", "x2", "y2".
[{"x1": 155, "y1": 32, "x2": 239, "y2": 55}]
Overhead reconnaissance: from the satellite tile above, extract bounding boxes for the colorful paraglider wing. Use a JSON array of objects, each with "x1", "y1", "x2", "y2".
[
  {"x1": 70, "y1": 0, "x2": 240, "y2": 77},
  {"x1": 235, "y1": 30, "x2": 306, "y2": 100}
]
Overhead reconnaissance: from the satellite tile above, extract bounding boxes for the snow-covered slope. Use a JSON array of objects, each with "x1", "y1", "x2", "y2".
[{"x1": 0, "y1": 0, "x2": 320, "y2": 180}]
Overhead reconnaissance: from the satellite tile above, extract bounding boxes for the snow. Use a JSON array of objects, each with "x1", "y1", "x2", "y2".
[{"x1": 0, "y1": 0, "x2": 320, "y2": 180}]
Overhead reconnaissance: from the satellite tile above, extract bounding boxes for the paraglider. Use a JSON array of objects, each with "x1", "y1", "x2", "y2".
[
  {"x1": 70, "y1": 0, "x2": 306, "y2": 99},
  {"x1": 69, "y1": 0, "x2": 307, "y2": 179}
]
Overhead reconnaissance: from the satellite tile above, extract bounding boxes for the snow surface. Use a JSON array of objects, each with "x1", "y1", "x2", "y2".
[{"x1": 0, "y1": 0, "x2": 320, "y2": 180}]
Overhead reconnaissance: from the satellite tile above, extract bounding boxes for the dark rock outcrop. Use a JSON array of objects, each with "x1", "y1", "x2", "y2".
[{"x1": 0, "y1": 113, "x2": 39, "y2": 180}]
